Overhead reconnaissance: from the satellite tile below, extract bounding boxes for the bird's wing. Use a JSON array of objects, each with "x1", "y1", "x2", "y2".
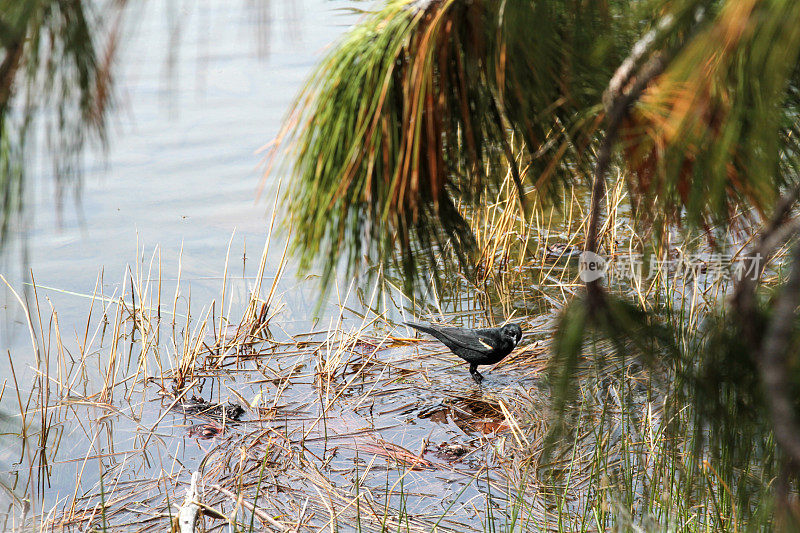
[
  {"x1": 406, "y1": 322, "x2": 495, "y2": 354},
  {"x1": 436, "y1": 327, "x2": 497, "y2": 354}
]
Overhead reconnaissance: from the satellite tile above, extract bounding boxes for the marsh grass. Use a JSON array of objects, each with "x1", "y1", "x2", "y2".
[{"x1": 0, "y1": 172, "x2": 793, "y2": 531}]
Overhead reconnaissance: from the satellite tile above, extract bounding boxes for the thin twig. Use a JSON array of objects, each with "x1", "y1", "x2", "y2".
[{"x1": 210, "y1": 484, "x2": 287, "y2": 531}]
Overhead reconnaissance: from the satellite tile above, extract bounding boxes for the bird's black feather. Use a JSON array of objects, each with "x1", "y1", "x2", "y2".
[{"x1": 405, "y1": 321, "x2": 523, "y2": 383}]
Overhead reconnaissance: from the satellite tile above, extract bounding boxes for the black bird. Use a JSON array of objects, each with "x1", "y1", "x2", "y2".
[{"x1": 405, "y1": 321, "x2": 523, "y2": 383}]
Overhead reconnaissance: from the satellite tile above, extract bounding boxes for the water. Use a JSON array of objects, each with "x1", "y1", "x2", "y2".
[
  {"x1": 2, "y1": 0, "x2": 360, "y2": 352},
  {"x1": 0, "y1": 3, "x2": 547, "y2": 529},
  {"x1": 0, "y1": 1, "x2": 774, "y2": 526},
  {"x1": 0, "y1": 0, "x2": 364, "y2": 520},
  {"x1": 0, "y1": 3, "x2": 580, "y2": 529}
]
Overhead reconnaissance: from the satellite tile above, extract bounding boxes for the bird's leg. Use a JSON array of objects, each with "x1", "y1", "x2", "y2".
[{"x1": 469, "y1": 364, "x2": 484, "y2": 384}]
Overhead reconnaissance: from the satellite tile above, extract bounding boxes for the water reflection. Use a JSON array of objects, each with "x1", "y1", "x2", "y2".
[{"x1": 2, "y1": 0, "x2": 353, "y2": 346}]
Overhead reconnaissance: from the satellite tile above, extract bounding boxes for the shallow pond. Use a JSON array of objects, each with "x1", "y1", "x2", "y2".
[{"x1": 0, "y1": 2, "x2": 566, "y2": 530}]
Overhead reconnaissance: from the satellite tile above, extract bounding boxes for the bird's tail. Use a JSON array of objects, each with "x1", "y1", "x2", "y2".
[{"x1": 404, "y1": 321, "x2": 438, "y2": 336}]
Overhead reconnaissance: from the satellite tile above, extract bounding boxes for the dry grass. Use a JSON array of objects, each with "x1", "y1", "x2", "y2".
[{"x1": 1, "y1": 172, "x2": 792, "y2": 532}]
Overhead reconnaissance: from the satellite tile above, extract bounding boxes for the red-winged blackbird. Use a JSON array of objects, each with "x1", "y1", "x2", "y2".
[{"x1": 405, "y1": 322, "x2": 523, "y2": 383}]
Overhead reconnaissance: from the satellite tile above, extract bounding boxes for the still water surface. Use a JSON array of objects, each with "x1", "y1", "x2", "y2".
[
  {"x1": 2, "y1": 0, "x2": 359, "y2": 354},
  {"x1": 0, "y1": 2, "x2": 572, "y2": 528},
  {"x1": 0, "y1": 3, "x2": 546, "y2": 528},
  {"x1": 1, "y1": 0, "x2": 363, "y2": 516}
]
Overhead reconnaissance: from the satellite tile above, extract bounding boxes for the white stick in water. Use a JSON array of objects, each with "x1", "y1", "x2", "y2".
[{"x1": 178, "y1": 472, "x2": 201, "y2": 533}]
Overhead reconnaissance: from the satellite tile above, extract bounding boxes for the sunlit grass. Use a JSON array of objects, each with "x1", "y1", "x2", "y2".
[{"x1": 1, "y1": 167, "x2": 791, "y2": 531}]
